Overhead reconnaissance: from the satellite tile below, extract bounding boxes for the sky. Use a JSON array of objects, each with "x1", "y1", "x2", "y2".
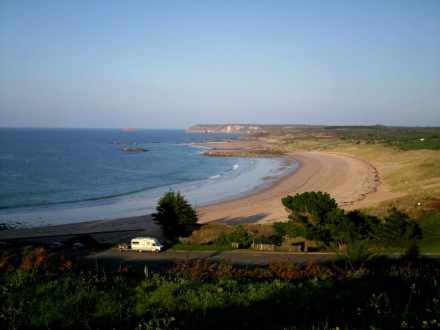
[{"x1": 0, "y1": 0, "x2": 439, "y2": 128}]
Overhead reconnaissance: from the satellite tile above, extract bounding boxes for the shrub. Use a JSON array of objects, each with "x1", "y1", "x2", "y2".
[
  {"x1": 215, "y1": 225, "x2": 252, "y2": 248},
  {"x1": 268, "y1": 262, "x2": 301, "y2": 280},
  {"x1": 2, "y1": 258, "x2": 440, "y2": 329},
  {"x1": 281, "y1": 192, "x2": 423, "y2": 250},
  {"x1": 253, "y1": 234, "x2": 282, "y2": 246},
  {"x1": 379, "y1": 208, "x2": 423, "y2": 244},
  {"x1": 403, "y1": 240, "x2": 420, "y2": 259},
  {"x1": 282, "y1": 191, "x2": 338, "y2": 222},
  {"x1": 179, "y1": 224, "x2": 232, "y2": 245},
  {"x1": 273, "y1": 221, "x2": 305, "y2": 238},
  {"x1": 282, "y1": 192, "x2": 340, "y2": 246}
]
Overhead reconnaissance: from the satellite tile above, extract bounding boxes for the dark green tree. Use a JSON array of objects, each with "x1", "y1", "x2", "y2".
[
  {"x1": 281, "y1": 192, "x2": 382, "y2": 247},
  {"x1": 282, "y1": 191, "x2": 338, "y2": 223},
  {"x1": 282, "y1": 192, "x2": 340, "y2": 245},
  {"x1": 379, "y1": 207, "x2": 422, "y2": 243},
  {"x1": 152, "y1": 191, "x2": 198, "y2": 240}
]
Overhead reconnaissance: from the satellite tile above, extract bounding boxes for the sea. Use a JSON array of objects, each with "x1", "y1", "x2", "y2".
[{"x1": 0, "y1": 128, "x2": 297, "y2": 227}]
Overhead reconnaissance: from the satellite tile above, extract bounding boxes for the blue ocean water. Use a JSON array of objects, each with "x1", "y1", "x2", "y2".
[{"x1": 0, "y1": 128, "x2": 297, "y2": 227}]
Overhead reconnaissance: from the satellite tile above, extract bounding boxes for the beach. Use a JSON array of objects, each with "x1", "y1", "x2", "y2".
[
  {"x1": 197, "y1": 147, "x2": 381, "y2": 224},
  {"x1": 0, "y1": 139, "x2": 384, "y2": 240}
]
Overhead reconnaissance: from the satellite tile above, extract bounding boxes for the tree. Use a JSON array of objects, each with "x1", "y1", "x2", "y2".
[
  {"x1": 282, "y1": 191, "x2": 338, "y2": 223},
  {"x1": 379, "y1": 208, "x2": 422, "y2": 243},
  {"x1": 152, "y1": 191, "x2": 198, "y2": 240},
  {"x1": 281, "y1": 192, "x2": 381, "y2": 247},
  {"x1": 282, "y1": 192, "x2": 340, "y2": 246}
]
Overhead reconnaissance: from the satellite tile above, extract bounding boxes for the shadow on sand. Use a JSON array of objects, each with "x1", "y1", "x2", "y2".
[{"x1": 213, "y1": 213, "x2": 269, "y2": 225}]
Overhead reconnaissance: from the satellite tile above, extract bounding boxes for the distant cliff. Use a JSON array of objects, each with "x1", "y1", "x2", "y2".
[
  {"x1": 186, "y1": 124, "x2": 320, "y2": 134},
  {"x1": 186, "y1": 124, "x2": 266, "y2": 134}
]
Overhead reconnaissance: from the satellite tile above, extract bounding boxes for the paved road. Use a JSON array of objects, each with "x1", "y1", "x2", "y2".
[{"x1": 88, "y1": 248, "x2": 337, "y2": 266}]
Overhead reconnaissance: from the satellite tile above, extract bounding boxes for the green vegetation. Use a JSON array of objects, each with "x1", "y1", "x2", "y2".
[
  {"x1": 330, "y1": 126, "x2": 440, "y2": 150},
  {"x1": 271, "y1": 126, "x2": 440, "y2": 217},
  {"x1": 262, "y1": 125, "x2": 440, "y2": 151},
  {"x1": 1, "y1": 255, "x2": 440, "y2": 329},
  {"x1": 419, "y1": 211, "x2": 440, "y2": 253},
  {"x1": 282, "y1": 192, "x2": 423, "y2": 252},
  {"x1": 272, "y1": 221, "x2": 305, "y2": 238},
  {"x1": 170, "y1": 192, "x2": 429, "y2": 256},
  {"x1": 215, "y1": 225, "x2": 253, "y2": 248},
  {"x1": 152, "y1": 191, "x2": 198, "y2": 241},
  {"x1": 170, "y1": 242, "x2": 233, "y2": 251}
]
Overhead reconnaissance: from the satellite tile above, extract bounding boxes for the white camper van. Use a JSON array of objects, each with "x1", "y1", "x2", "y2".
[{"x1": 130, "y1": 237, "x2": 164, "y2": 252}]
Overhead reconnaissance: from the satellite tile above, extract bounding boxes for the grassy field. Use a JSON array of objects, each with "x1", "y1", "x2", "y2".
[
  {"x1": 261, "y1": 127, "x2": 440, "y2": 216},
  {"x1": 263, "y1": 126, "x2": 440, "y2": 151}
]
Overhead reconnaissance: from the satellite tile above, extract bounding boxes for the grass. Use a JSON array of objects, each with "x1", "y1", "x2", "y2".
[
  {"x1": 419, "y1": 211, "x2": 440, "y2": 254},
  {"x1": 272, "y1": 131, "x2": 440, "y2": 215},
  {"x1": 178, "y1": 223, "x2": 233, "y2": 245},
  {"x1": 334, "y1": 126, "x2": 440, "y2": 150},
  {"x1": 367, "y1": 211, "x2": 440, "y2": 254}
]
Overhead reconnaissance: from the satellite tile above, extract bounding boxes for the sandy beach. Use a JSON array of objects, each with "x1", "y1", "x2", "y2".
[
  {"x1": 0, "y1": 139, "x2": 386, "y2": 240},
  {"x1": 198, "y1": 149, "x2": 380, "y2": 224}
]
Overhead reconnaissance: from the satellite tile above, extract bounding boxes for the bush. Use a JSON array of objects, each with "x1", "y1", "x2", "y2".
[
  {"x1": 152, "y1": 191, "x2": 198, "y2": 240},
  {"x1": 282, "y1": 191, "x2": 338, "y2": 222},
  {"x1": 2, "y1": 257, "x2": 440, "y2": 329},
  {"x1": 253, "y1": 234, "x2": 282, "y2": 246},
  {"x1": 179, "y1": 224, "x2": 232, "y2": 245},
  {"x1": 403, "y1": 240, "x2": 420, "y2": 259},
  {"x1": 281, "y1": 192, "x2": 423, "y2": 250},
  {"x1": 282, "y1": 192, "x2": 340, "y2": 246},
  {"x1": 216, "y1": 225, "x2": 252, "y2": 248},
  {"x1": 378, "y1": 208, "x2": 422, "y2": 244},
  {"x1": 273, "y1": 221, "x2": 305, "y2": 238}
]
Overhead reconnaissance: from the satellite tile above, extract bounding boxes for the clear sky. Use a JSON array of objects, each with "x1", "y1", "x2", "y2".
[{"x1": 1, "y1": 0, "x2": 439, "y2": 128}]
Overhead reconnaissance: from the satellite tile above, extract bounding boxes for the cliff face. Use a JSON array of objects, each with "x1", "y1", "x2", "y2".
[{"x1": 186, "y1": 124, "x2": 264, "y2": 134}]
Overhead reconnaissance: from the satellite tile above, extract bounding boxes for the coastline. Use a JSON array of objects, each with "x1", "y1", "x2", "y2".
[
  {"x1": 0, "y1": 138, "x2": 383, "y2": 241},
  {"x1": 197, "y1": 148, "x2": 380, "y2": 224},
  {"x1": 0, "y1": 156, "x2": 294, "y2": 228}
]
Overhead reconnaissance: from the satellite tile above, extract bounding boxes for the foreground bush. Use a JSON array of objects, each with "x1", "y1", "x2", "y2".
[{"x1": 1, "y1": 257, "x2": 440, "y2": 329}]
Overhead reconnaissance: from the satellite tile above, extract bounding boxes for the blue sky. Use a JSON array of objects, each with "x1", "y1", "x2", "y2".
[{"x1": 0, "y1": 0, "x2": 439, "y2": 128}]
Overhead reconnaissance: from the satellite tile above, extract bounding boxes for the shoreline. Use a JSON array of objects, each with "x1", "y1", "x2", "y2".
[
  {"x1": 197, "y1": 149, "x2": 380, "y2": 224},
  {"x1": 0, "y1": 156, "x2": 295, "y2": 228},
  {"x1": 0, "y1": 139, "x2": 383, "y2": 240}
]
